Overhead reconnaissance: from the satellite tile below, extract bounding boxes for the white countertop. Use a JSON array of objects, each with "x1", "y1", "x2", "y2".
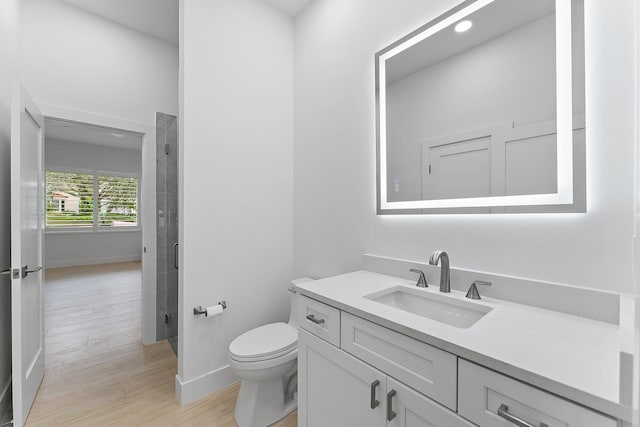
[{"x1": 295, "y1": 270, "x2": 631, "y2": 421}]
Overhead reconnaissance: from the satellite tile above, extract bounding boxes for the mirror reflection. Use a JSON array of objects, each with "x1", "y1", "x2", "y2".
[{"x1": 380, "y1": 0, "x2": 584, "y2": 213}]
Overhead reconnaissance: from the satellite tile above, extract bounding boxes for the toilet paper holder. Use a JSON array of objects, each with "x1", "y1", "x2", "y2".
[{"x1": 193, "y1": 301, "x2": 227, "y2": 316}]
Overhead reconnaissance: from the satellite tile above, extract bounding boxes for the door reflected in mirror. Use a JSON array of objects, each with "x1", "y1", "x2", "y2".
[{"x1": 376, "y1": 0, "x2": 585, "y2": 214}]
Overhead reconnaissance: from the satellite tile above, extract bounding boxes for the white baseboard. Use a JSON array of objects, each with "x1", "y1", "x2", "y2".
[
  {"x1": 175, "y1": 365, "x2": 237, "y2": 406},
  {"x1": 0, "y1": 375, "x2": 11, "y2": 425},
  {"x1": 45, "y1": 255, "x2": 142, "y2": 269}
]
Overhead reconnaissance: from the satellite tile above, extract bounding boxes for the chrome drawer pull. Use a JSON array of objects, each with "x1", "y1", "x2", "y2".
[
  {"x1": 306, "y1": 314, "x2": 325, "y2": 325},
  {"x1": 370, "y1": 380, "x2": 380, "y2": 409},
  {"x1": 498, "y1": 404, "x2": 548, "y2": 427},
  {"x1": 386, "y1": 389, "x2": 397, "y2": 421}
]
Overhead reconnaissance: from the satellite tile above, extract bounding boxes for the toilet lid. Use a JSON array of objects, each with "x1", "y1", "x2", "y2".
[{"x1": 229, "y1": 322, "x2": 297, "y2": 361}]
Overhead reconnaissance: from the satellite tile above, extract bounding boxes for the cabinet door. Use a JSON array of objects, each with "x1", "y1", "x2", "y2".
[
  {"x1": 298, "y1": 328, "x2": 386, "y2": 427},
  {"x1": 386, "y1": 378, "x2": 475, "y2": 427}
]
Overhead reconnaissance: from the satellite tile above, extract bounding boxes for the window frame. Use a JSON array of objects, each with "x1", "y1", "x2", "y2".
[{"x1": 45, "y1": 167, "x2": 141, "y2": 234}]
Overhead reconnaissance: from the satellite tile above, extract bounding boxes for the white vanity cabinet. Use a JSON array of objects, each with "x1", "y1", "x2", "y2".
[
  {"x1": 297, "y1": 295, "x2": 622, "y2": 427},
  {"x1": 298, "y1": 328, "x2": 473, "y2": 427}
]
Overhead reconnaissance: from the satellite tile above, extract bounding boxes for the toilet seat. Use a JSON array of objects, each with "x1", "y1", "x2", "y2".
[{"x1": 229, "y1": 322, "x2": 297, "y2": 363}]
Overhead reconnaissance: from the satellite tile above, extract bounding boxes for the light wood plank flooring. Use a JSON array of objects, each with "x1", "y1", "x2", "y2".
[{"x1": 26, "y1": 262, "x2": 296, "y2": 426}]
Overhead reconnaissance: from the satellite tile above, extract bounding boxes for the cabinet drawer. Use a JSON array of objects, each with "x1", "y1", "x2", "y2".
[
  {"x1": 298, "y1": 295, "x2": 340, "y2": 347},
  {"x1": 341, "y1": 312, "x2": 457, "y2": 411},
  {"x1": 458, "y1": 359, "x2": 617, "y2": 427}
]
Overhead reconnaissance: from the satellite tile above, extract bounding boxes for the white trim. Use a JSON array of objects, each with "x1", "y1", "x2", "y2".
[
  {"x1": 634, "y1": 0, "x2": 640, "y2": 423},
  {"x1": 141, "y1": 118, "x2": 157, "y2": 346},
  {"x1": 46, "y1": 137, "x2": 142, "y2": 154},
  {"x1": 39, "y1": 104, "x2": 157, "y2": 346},
  {"x1": 378, "y1": 0, "x2": 576, "y2": 211},
  {"x1": 175, "y1": 366, "x2": 237, "y2": 405},
  {"x1": 45, "y1": 255, "x2": 141, "y2": 269},
  {"x1": 46, "y1": 227, "x2": 141, "y2": 235}
]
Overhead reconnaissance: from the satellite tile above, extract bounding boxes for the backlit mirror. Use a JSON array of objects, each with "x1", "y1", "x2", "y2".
[{"x1": 376, "y1": 0, "x2": 585, "y2": 214}]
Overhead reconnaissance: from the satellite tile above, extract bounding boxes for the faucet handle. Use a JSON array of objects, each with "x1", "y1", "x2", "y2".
[
  {"x1": 465, "y1": 280, "x2": 491, "y2": 300},
  {"x1": 409, "y1": 269, "x2": 428, "y2": 288}
]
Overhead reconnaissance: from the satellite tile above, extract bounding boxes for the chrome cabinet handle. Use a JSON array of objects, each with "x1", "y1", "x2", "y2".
[
  {"x1": 370, "y1": 380, "x2": 380, "y2": 409},
  {"x1": 0, "y1": 269, "x2": 10, "y2": 276},
  {"x1": 305, "y1": 314, "x2": 325, "y2": 325},
  {"x1": 173, "y1": 243, "x2": 179, "y2": 269},
  {"x1": 497, "y1": 404, "x2": 548, "y2": 427},
  {"x1": 386, "y1": 389, "x2": 397, "y2": 421},
  {"x1": 22, "y1": 265, "x2": 42, "y2": 278}
]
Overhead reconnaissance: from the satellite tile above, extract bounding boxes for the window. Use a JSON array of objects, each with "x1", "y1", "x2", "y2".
[
  {"x1": 46, "y1": 171, "x2": 139, "y2": 230},
  {"x1": 98, "y1": 175, "x2": 138, "y2": 227},
  {"x1": 46, "y1": 172, "x2": 94, "y2": 228}
]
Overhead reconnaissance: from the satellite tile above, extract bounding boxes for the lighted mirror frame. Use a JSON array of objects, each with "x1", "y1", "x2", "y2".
[{"x1": 376, "y1": 0, "x2": 575, "y2": 214}]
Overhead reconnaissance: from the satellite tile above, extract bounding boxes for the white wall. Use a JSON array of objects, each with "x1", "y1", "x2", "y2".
[
  {"x1": 0, "y1": 0, "x2": 20, "y2": 419},
  {"x1": 44, "y1": 139, "x2": 142, "y2": 268},
  {"x1": 179, "y1": 0, "x2": 294, "y2": 403},
  {"x1": 21, "y1": 0, "x2": 178, "y2": 124},
  {"x1": 294, "y1": 0, "x2": 637, "y2": 294},
  {"x1": 20, "y1": 0, "x2": 177, "y2": 346},
  {"x1": 634, "y1": 2, "x2": 640, "y2": 421}
]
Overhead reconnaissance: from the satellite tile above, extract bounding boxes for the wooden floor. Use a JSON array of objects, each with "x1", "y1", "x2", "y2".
[{"x1": 26, "y1": 262, "x2": 297, "y2": 427}]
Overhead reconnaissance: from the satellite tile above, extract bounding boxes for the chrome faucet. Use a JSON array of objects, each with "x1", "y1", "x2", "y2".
[{"x1": 429, "y1": 251, "x2": 450, "y2": 293}]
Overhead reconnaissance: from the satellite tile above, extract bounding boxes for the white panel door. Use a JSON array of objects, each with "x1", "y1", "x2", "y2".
[
  {"x1": 428, "y1": 137, "x2": 491, "y2": 200},
  {"x1": 298, "y1": 328, "x2": 386, "y2": 427},
  {"x1": 387, "y1": 378, "x2": 475, "y2": 427},
  {"x1": 10, "y1": 85, "x2": 45, "y2": 427}
]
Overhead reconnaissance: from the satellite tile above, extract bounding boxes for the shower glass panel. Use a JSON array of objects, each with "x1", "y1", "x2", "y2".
[{"x1": 156, "y1": 112, "x2": 178, "y2": 354}]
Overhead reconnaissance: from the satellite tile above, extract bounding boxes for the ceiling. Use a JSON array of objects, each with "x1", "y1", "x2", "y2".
[
  {"x1": 63, "y1": 0, "x2": 179, "y2": 45},
  {"x1": 45, "y1": 118, "x2": 143, "y2": 151},
  {"x1": 264, "y1": 0, "x2": 313, "y2": 16},
  {"x1": 386, "y1": 0, "x2": 555, "y2": 84},
  {"x1": 62, "y1": 0, "x2": 311, "y2": 46}
]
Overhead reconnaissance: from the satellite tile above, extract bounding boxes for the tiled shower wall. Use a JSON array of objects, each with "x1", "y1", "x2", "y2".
[{"x1": 156, "y1": 112, "x2": 178, "y2": 342}]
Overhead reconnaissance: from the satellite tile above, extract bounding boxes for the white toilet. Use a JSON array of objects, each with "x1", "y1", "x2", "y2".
[{"x1": 229, "y1": 278, "x2": 313, "y2": 427}]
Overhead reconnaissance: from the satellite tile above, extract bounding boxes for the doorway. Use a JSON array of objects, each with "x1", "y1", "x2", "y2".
[
  {"x1": 42, "y1": 117, "x2": 146, "y2": 361},
  {"x1": 38, "y1": 106, "x2": 159, "y2": 346}
]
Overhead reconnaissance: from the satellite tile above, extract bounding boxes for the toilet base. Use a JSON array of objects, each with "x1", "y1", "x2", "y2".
[{"x1": 234, "y1": 377, "x2": 297, "y2": 427}]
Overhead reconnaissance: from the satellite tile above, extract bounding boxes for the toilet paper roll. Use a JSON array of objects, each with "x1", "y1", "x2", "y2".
[{"x1": 206, "y1": 304, "x2": 224, "y2": 318}]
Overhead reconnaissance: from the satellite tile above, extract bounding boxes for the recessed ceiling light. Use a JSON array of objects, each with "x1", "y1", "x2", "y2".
[
  {"x1": 110, "y1": 132, "x2": 124, "y2": 138},
  {"x1": 454, "y1": 20, "x2": 473, "y2": 33}
]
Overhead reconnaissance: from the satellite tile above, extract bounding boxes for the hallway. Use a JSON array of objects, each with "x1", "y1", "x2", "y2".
[{"x1": 25, "y1": 262, "x2": 296, "y2": 426}]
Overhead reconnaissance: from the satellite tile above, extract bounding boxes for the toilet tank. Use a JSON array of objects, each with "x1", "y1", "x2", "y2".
[{"x1": 288, "y1": 277, "x2": 314, "y2": 328}]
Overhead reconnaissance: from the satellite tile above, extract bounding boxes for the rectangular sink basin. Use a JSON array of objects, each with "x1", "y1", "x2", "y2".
[{"x1": 365, "y1": 286, "x2": 492, "y2": 329}]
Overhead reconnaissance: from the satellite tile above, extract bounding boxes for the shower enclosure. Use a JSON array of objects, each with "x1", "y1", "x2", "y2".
[{"x1": 156, "y1": 112, "x2": 178, "y2": 353}]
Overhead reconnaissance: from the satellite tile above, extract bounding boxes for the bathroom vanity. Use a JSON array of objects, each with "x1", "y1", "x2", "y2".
[{"x1": 294, "y1": 266, "x2": 632, "y2": 427}]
